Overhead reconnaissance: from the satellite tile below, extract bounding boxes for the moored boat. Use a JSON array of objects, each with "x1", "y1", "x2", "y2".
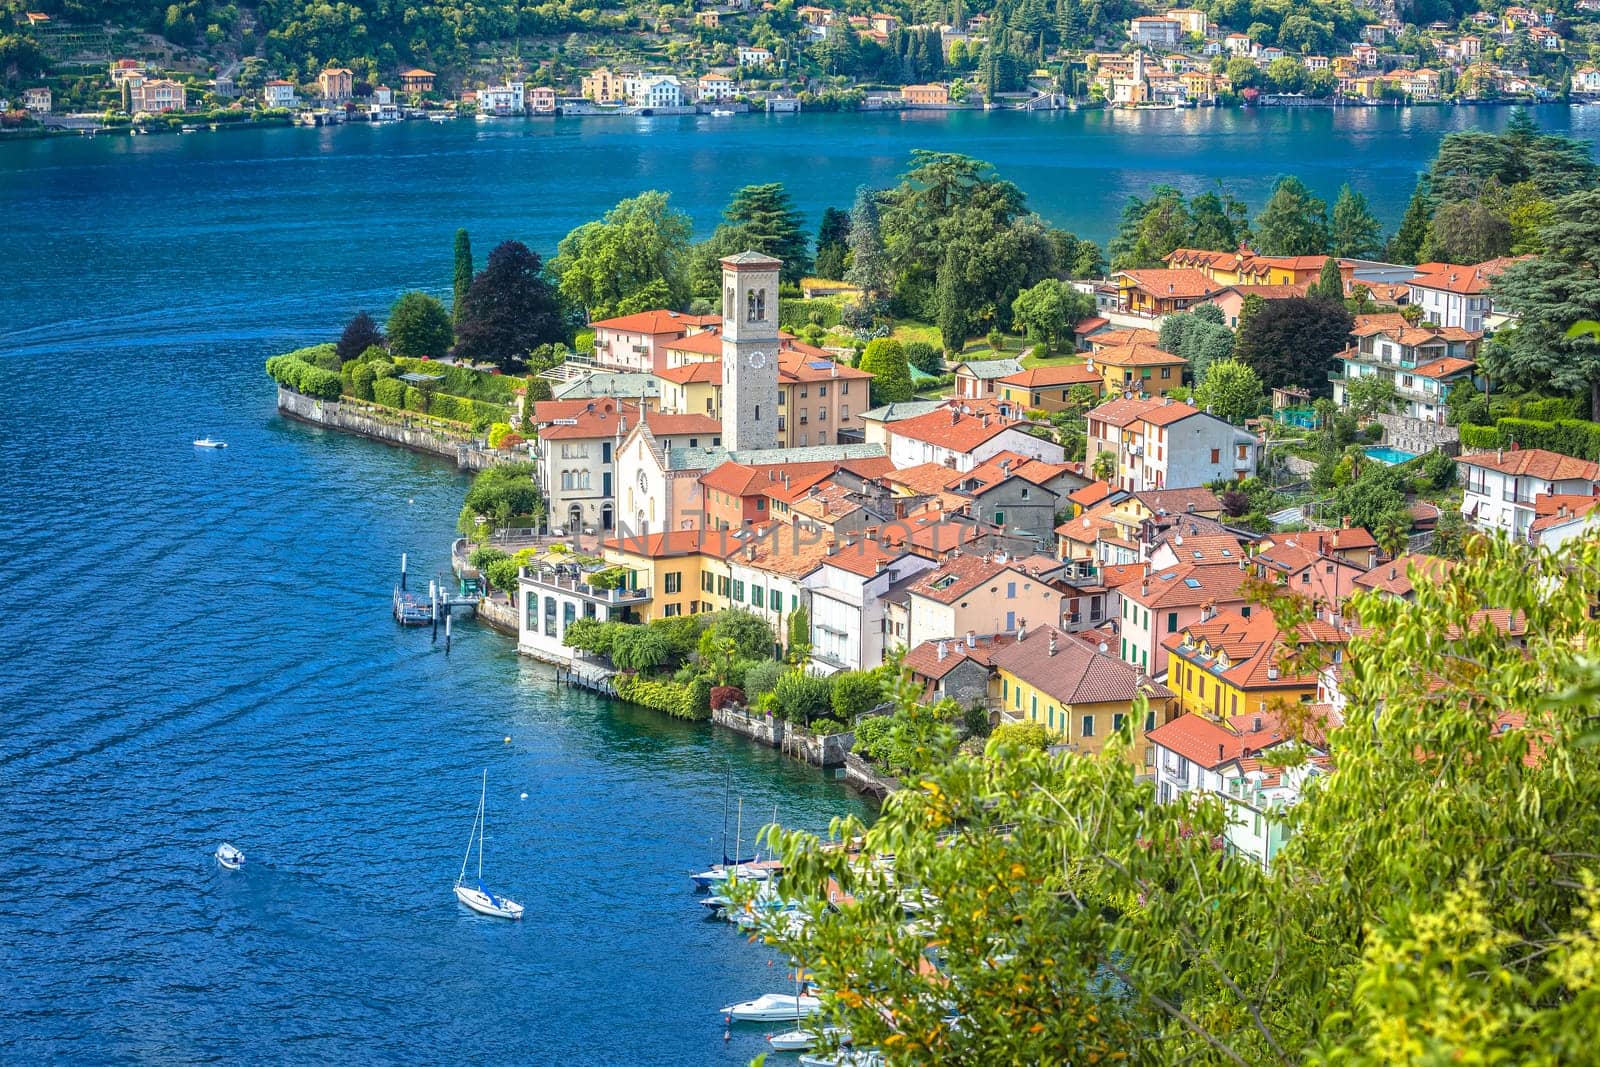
[
  {"x1": 768, "y1": 1026, "x2": 850, "y2": 1051},
  {"x1": 215, "y1": 842, "x2": 245, "y2": 869},
  {"x1": 721, "y1": 992, "x2": 822, "y2": 1023}
]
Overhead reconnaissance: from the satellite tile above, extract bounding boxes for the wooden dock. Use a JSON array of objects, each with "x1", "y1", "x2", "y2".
[{"x1": 555, "y1": 663, "x2": 619, "y2": 697}]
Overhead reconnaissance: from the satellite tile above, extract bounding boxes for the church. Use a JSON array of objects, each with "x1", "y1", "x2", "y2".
[{"x1": 612, "y1": 252, "x2": 889, "y2": 535}]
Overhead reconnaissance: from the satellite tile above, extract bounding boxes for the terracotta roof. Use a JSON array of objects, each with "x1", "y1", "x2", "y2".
[
  {"x1": 1088, "y1": 327, "x2": 1161, "y2": 350},
  {"x1": 1217, "y1": 283, "x2": 1309, "y2": 300},
  {"x1": 1352, "y1": 552, "x2": 1455, "y2": 597},
  {"x1": 1146, "y1": 710, "x2": 1297, "y2": 770},
  {"x1": 1087, "y1": 395, "x2": 1204, "y2": 429},
  {"x1": 1069, "y1": 480, "x2": 1117, "y2": 509},
  {"x1": 1091, "y1": 342, "x2": 1187, "y2": 369},
  {"x1": 1458, "y1": 448, "x2": 1600, "y2": 482},
  {"x1": 1123, "y1": 560, "x2": 1250, "y2": 610},
  {"x1": 1117, "y1": 268, "x2": 1222, "y2": 300},
  {"x1": 1163, "y1": 608, "x2": 1345, "y2": 692},
  {"x1": 779, "y1": 348, "x2": 872, "y2": 381},
  {"x1": 904, "y1": 553, "x2": 1047, "y2": 604},
  {"x1": 884, "y1": 462, "x2": 962, "y2": 496},
  {"x1": 991, "y1": 626, "x2": 1172, "y2": 706},
  {"x1": 904, "y1": 633, "x2": 1016, "y2": 680},
  {"x1": 531, "y1": 398, "x2": 637, "y2": 439},
  {"x1": 1160, "y1": 533, "x2": 1246, "y2": 563},
  {"x1": 641, "y1": 410, "x2": 721, "y2": 437},
  {"x1": 661, "y1": 331, "x2": 724, "y2": 357},
  {"x1": 812, "y1": 538, "x2": 904, "y2": 578},
  {"x1": 590, "y1": 310, "x2": 718, "y2": 334},
  {"x1": 603, "y1": 529, "x2": 741, "y2": 559},
  {"x1": 1410, "y1": 257, "x2": 1528, "y2": 295},
  {"x1": 1410, "y1": 356, "x2": 1476, "y2": 379},
  {"x1": 1528, "y1": 494, "x2": 1600, "y2": 537},
  {"x1": 658, "y1": 361, "x2": 721, "y2": 384},
  {"x1": 998, "y1": 364, "x2": 1104, "y2": 389},
  {"x1": 1074, "y1": 316, "x2": 1111, "y2": 335},
  {"x1": 955, "y1": 450, "x2": 1079, "y2": 493},
  {"x1": 885, "y1": 406, "x2": 1029, "y2": 452}
]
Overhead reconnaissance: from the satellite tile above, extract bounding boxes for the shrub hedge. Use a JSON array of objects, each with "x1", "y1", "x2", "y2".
[
  {"x1": 372, "y1": 377, "x2": 406, "y2": 408},
  {"x1": 264, "y1": 354, "x2": 342, "y2": 400},
  {"x1": 615, "y1": 674, "x2": 703, "y2": 720},
  {"x1": 1459, "y1": 416, "x2": 1600, "y2": 460},
  {"x1": 392, "y1": 357, "x2": 518, "y2": 404},
  {"x1": 778, "y1": 298, "x2": 843, "y2": 332}
]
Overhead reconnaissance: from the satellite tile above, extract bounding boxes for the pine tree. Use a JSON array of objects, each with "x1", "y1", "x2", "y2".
[
  {"x1": 844, "y1": 186, "x2": 890, "y2": 301},
  {"x1": 1330, "y1": 184, "x2": 1383, "y2": 259},
  {"x1": 936, "y1": 249, "x2": 970, "y2": 354},
  {"x1": 452, "y1": 228, "x2": 473, "y2": 323},
  {"x1": 1387, "y1": 178, "x2": 1434, "y2": 265},
  {"x1": 1253, "y1": 176, "x2": 1330, "y2": 256},
  {"x1": 1315, "y1": 256, "x2": 1344, "y2": 300}
]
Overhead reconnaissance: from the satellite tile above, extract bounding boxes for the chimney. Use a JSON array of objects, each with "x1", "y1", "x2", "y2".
[
  {"x1": 1266, "y1": 665, "x2": 1279, "y2": 680},
  {"x1": 1252, "y1": 716, "x2": 1263, "y2": 733},
  {"x1": 951, "y1": 409, "x2": 960, "y2": 425},
  {"x1": 827, "y1": 540, "x2": 838, "y2": 555},
  {"x1": 1390, "y1": 565, "x2": 1397, "y2": 580},
  {"x1": 966, "y1": 630, "x2": 976, "y2": 648},
  {"x1": 982, "y1": 414, "x2": 991, "y2": 428},
  {"x1": 1497, "y1": 448, "x2": 1504, "y2": 463},
  {"x1": 1217, "y1": 743, "x2": 1225, "y2": 762},
  {"x1": 1141, "y1": 582, "x2": 1149, "y2": 597},
  {"x1": 1017, "y1": 620, "x2": 1027, "y2": 640},
  {"x1": 937, "y1": 639, "x2": 947, "y2": 661}
]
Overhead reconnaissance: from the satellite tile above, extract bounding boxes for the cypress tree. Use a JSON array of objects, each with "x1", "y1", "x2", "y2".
[
  {"x1": 452, "y1": 228, "x2": 473, "y2": 323},
  {"x1": 1388, "y1": 179, "x2": 1433, "y2": 265}
]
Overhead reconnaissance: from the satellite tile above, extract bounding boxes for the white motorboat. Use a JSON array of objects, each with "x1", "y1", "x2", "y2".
[
  {"x1": 768, "y1": 1027, "x2": 851, "y2": 1052},
  {"x1": 215, "y1": 842, "x2": 245, "y2": 870},
  {"x1": 454, "y1": 770, "x2": 524, "y2": 920},
  {"x1": 721, "y1": 992, "x2": 822, "y2": 1023},
  {"x1": 710, "y1": 108, "x2": 735, "y2": 116},
  {"x1": 193, "y1": 437, "x2": 227, "y2": 449}
]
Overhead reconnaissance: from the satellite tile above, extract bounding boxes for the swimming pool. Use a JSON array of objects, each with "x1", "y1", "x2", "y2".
[{"x1": 1365, "y1": 446, "x2": 1420, "y2": 465}]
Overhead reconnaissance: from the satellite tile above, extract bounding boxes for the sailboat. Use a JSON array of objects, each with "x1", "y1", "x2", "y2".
[
  {"x1": 691, "y1": 775, "x2": 781, "y2": 888},
  {"x1": 453, "y1": 770, "x2": 524, "y2": 920}
]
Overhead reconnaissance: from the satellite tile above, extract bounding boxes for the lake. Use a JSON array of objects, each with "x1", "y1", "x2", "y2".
[{"x1": 1, "y1": 103, "x2": 1596, "y2": 1064}]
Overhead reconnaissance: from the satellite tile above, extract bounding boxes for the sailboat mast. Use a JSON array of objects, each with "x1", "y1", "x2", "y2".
[
  {"x1": 735, "y1": 798, "x2": 743, "y2": 868},
  {"x1": 458, "y1": 805, "x2": 478, "y2": 886},
  {"x1": 478, "y1": 769, "x2": 487, "y2": 881},
  {"x1": 720, "y1": 766, "x2": 730, "y2": 865}
]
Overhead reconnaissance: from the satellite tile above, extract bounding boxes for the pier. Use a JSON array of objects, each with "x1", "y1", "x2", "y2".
[
  {"x1": 555, "y1": 663, "x2": 620, "y2": 697},
  {"x1": 391, "y1": 553, "x2": 480, "y2": 626}
]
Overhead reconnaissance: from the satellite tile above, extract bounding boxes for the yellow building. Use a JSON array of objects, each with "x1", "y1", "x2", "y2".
[
  {"x1": 601, "y1": 530, "x2": 738, "y2": 621},
  {"x1": 581, "y1": 67, "x2": 625, "y2": 102},
  {"x1": 995, "y1": 363, "x2": 1104, "y2": 412},
  {"x1": 1162, "y1": 608, "x2": 1345, "y2": 720},
  {"x1": 990, "y1": 625, "x2": 1176, "y2": 767},
  {"x1": 1163, "y1": 247, "x2": 1331, "y2": 287},
  {"x1": 1088, "y1": 341, "x2": 1187, "y2": 396}
]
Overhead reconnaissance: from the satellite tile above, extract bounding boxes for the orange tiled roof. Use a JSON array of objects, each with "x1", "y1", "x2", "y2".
[
  {"x1": 1118, "y1": 268, "x2": 1224, "y2": 299},
  {"x1": 1458, "y1": 448, "x2": 1600, "y2": 482},
  {"x1": 884, "y1": 405, "x2": 1027, "y2": 451},
  {"x1": 992, "y1": 626, "x2": 1173, "y2": 705},
  {"x1": 591, "y1": 310, "x2": 719, "y2": 334},
  {"x1": 1091, "y1": 342, "x2": 1187, "y2": 369},
  {"x1": 532, "y1": 398, "x2": 637, "y2": 439},
  {"x1": 1352, "y1": 552, "x2": 1455, "y2": 597},
  {"x1": 641, "y1": 410, "x2": 721, "y2": 437},
  {"x1": 1409, "y1": 257, "x2": 1528, "y2": 295},
  {"x1": 998, "y1": 364, "x2": 1104, "y2": 389},
  {"x1": 904, "y1": 633, "x2": 1016, "y2": 679},
  {"x1": 1123, "y1": 560, "x2": 1250, "y2": 610},
  {"x1": 658, "y1": 361, "x2": 721, "y2": 384}
]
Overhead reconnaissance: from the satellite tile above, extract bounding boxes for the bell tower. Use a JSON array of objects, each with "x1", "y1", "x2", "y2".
[{"x1": 720, "y1": 251, "x2": 782, "y2": 453}]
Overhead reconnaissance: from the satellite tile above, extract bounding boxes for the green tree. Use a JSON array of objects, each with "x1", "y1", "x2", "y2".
[
  {"x1": 936, "y1": 248, "x2": 970, "y2": 355},
  {"x1": 831, "y1": 670, "x2": 884, "y2": 721},
  {"x1": 689, "y1": 182, "x2": 811, "y2": 292},
  {"x1": 1423, "y1": 199, "x2": 1514, "y2": 265},
  {"x1": 1108, "y1": 185, "x2": 1195, "y2": 270},
  {"x1": 1188, "y1": 188, "x2": 1251, "y2": 252},
  {"x1": 336, "y1": 310, "x2": 384, "y2": 364},
  {"x1": 844, "y1": 186, "x2": 890, "y2": 302},
  {"x1": 762, "y1": 537, "x2": 1600, "y2": 1067},
  {"x1": 904, "y1": 342, "x2": 942, "y2": 376},
  {"x1": 1010, "y1": 278, "x2": 1078, "y2": 353},
  {"x1": 697, "y1": 610, "x2": 775, "y2": 662},
  {"x1": 814, "y1": 206, "x2": 851, "y2": 281},
  {"x1": 1387, "y1": 178, "x2": 1434, "y2": 264},
  {"x1": 786, "y1": 603, "x2": 811, "y2": 664},
  {"x1": 859, "y1": 338, "x2": 915, "y2": 405},
  {"x1": 1194, "y1": 359, "x2": 1264, "y2": 424},
  {"x1": 1343, "y1": 373, "x2": 1399, "y2": 419},
  {"x1": 610, "y1": 626, "x2": 670, "y2": 672},
  {"x1": 1253, "y1": 176, "x2": 1330, "y2": 256},
  {"x1": 772, "y1": 669, "x2": 834, "y2": 723},
  {"x1": 551, "y1": 191, "x2": 692, "y2": 321},
  {"x1": 452, "y1": 228, "x2": 473, "y2": 323},
  {"x1": 1484, "y1": 190, "x2": 1600, "y2": 419},
  {"x1": 386, "y1": 291, "x2": 453, "y2": 359},
  {"x1": 1330, "y1": 184, "x2": 1383, "y2": 259},
  {"x1": 451, "y1": 240, "x2": 565, "y2": 371},
  {"x1": 1313, "y1": 256, "x2": 1344, "y2": 300},
  {"x1": 1233, "y1": 296, "x2": 1354, "y2": 396}
]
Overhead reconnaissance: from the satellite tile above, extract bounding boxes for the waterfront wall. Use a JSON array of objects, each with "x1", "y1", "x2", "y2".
[
  {"x1": 477, "y1": 595, "x2": 518, "y2": 636},
  {"x1": 842, "y1": 752, "x2": 900, "y2": 799},
  {"x1": 711, "y1": 706, "x2": 854, "y2": 768},
  {"x1": 277, "y1": 387, "x2": 503, "y2": 470}
]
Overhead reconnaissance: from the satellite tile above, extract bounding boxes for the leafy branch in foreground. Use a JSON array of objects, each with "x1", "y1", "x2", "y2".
[{"x1": 758, "y1": 535, "x2": 1600, "y2": 1066}]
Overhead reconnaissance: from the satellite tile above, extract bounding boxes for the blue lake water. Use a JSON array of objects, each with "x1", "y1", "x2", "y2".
[{"x1": 1, "y1": 105, "x2": 1597, "y2": 1063}]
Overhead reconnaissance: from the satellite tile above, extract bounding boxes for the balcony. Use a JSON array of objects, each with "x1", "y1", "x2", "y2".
[{"x1": 520, "y1": 566, "x2": 653, "y2": 604}]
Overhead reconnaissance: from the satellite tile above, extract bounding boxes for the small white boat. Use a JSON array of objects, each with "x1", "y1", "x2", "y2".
[
  {"x1": 193, "y1": 437, "x2": 227, "y2": 449},
  {"x1": 768, "y1": 1027, "x2": 851, "y2": 1052},
  {"x1": 711, "y1": 108, "x2": 735, "y2": 116},
  {"x1": 721, "y1": 992, "x2": 822, "y2": 1023},
  {"x1": 215, "y1": 842, "x2": 245, "y2": 870},
  {"x1": 799, "y1": 1051, "x2": 881, "y2": 1067},
  {"x1": 454, "y1": 770, "x2": 524, "y2": 920}
]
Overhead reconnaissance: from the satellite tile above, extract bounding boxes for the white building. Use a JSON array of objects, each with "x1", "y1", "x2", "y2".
[
  {"x1": 1458, "y1": 449, "x2": 1600, "y2": 539},
  {"x1": 1408, "y1": 260, "x2": 1517, "y2": 332},
  {"x1": 805, "y1": 545, "x2": 935, "y2": 673},
  {"x1": 531, "y1": 398, "x2": 635, "y2": 534},
  {"x1": 478, "y1": 81, "x2": 525, "y2": 114},
  {"x1": 263, "y1": 80, "x2": 298, "y2": 108},
  {"x1": 1085, "y1": 395, "x2": 1258, "y2": 492},
  {"x1": 22, "y1": 87, "x2": 51, "y2": 113},
  {"x1": 629, "y1": 74, "x2": 683, "y2": 108},
  {"x1": 738, "y1": 46, "x2": 774, "y2": 67},
  {"x1": 1129, "y1": 16, "x2": 1182, "y2": 47},
  {"x1": 882, "y1": 404, "x2": 1065, "y2": 473},
  {"x1": 698, "y1": 72, "x2": 737, "y2": 101},
  {"x1": 516, "y1": 561, "x2": 652, "y2": 663},
  {"x1": 1146, "y1": 710, "x2": 1327, "y2": 868}
]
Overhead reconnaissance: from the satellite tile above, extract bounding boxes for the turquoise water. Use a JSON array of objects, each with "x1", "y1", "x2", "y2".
[
  {"x1": 1366, "y1": 446, "x2": 1421, "y2": 465},
  {"x1": 0, "y1": 106, "x2": 1595, "y2": 1063}
]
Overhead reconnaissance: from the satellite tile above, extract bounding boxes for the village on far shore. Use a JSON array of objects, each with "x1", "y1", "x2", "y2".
[{"x1": 6, "y1": 0, "x2": 1600, "y2": 135}]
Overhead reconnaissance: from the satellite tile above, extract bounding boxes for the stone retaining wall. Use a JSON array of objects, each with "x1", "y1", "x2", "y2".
[
  {"x1": 842, "y1": 752, "x2": 900, "y2": 798},
  {"x1": 710, "y1": 706, "x2": 854, "y2": 768},
  {"x1": 1376, "y1": 413, "x2": 1460, "y2": 457},
  {"x1": 476, "y1": 596, "x2": 518, "y2": 636},
  {"x1": 277, "y1": 387, "x2": 505, "y2": 470}
]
